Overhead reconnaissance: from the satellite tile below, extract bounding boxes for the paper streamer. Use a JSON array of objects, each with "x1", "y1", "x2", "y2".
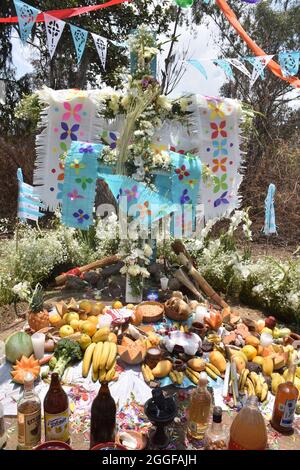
[
  {"x1": 92, "y1": 33, "x2": 108, "y2": 70},
  {"x1": 62, "y1": 142, "x2": 103, "y2": 230},
  {"x1": 44, "y1": 14, "x2": 66, "y2": 59},
  {"x1": 70, "y1": 25, "x2": 88, "y2": 64},
  {"x1": 13, "y1": 0, "x2": 41, "y2": 43},
  {"x1": 213, "y1": 59, "x2": 234, "y2": 79},
  {"x1": 263, "y1": 183, "x2": 277, "y2": 235},
  {"x1": 17, "y1": 168, "x2": 44, "y2": 222},
  {"x1": 215, "y1": 0, "x2": 300, "y2": 89},
  {"x1": 246, "y1": 55, "x2": 274, "y2": 88},
  {"x1": 187, "y1": 59, "x2": 208, "y2": 80},
  {"x1": 226, "y1": 58, "x2": 252, "y2": 78},
  {"x1": 278, "y1": 51, "x2": 300, "y2": 78}
]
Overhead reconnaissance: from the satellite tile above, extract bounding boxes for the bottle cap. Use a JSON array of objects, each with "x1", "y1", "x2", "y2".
[
  {"x1": 212, "y1": 406, "x2": 222, "y2": 423},
  {"x1": 198, "y1": 371, "x2": 208, "y2": 386},
  {"x1": 24, "y1": 372, "x2": 34, "y2": 389}
]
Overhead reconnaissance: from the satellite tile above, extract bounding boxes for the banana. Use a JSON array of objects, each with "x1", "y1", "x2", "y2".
[
  {"x1": 205, "y1": 366, "x2": 218, "y2": 381},
  {"x1": 238, "y1": 369, "x2": 249, "y2": 391},
  {"x1": 142, "y1": 364, "x2": 154, "y2": 382},
  {"x1": 180, "y1": 325, "x2": 185, "y2": 333},
  {"x1": 186, "y1": 368, "x2": 199, "y2": 385},
  {"x1": 98, "y1": 341, "x2": 111, "y2": 370},
  {"x1": 176, "y1": 371, "x2": 184, "y2": 385},
  {"x1": 105, "y1": 366, "x2": 116, "y2": 382},
  {"x1": 106, "y1": 343, "x2": 117, "y2": 370},
  {"x1": 92, "y1": 327, "x2": 110, "y2": 343},
  {"x1": 260, "y1": 382, "x2": 268, "y2": 402},
  {"x1": 248, "y1": 371, "x2": 258, "y2": 389},
  {"x1": 169, "y1": 371, "x2": 178, "y2": 384},
  {"x1": 245, "y1": 378, "x2": 255, "y2": 396},
  {"x1": 82, "y1": 342, "x2": 96, "y2": 378},
  {"x1": 207, "y1": 334, "x2": 221, "y2": 344},
  {"x1": 93, "y1": 342, "x2": 103, "y2": 373},
  {"x1": 206, "y1": 363, "x2": 222, "y2": 378},
  {"x1": 184, "y1": 326, "x2": 189, "y2": 333},
  {"x1": 99, "y1": 368, "x2": 106, "y2": 382},
  {"x1": 92, "y1": 369, "x2": 99, "y2": 382},
  {"x1": 271, "y1": 373, "x2": 284, "y2": 395}
]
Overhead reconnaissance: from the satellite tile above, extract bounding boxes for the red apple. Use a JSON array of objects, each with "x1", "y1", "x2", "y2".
[{"x1": 264, "y1": 316, "x2": 276, "y2": 329}]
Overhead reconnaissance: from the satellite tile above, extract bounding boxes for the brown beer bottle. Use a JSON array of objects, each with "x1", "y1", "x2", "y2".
[
  {"x1": 271, "y1": 361, "x2": 299, "y2": 435},
  {"x1": 90, "y1": 382, "x2": 116, "y2": 448},
  {"x1": 44, "y1": 373, "x2": 70, "y2": 443}
]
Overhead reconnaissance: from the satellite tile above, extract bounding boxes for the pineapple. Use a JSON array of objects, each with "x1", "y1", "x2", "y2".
[{"x1": 28, "y1": 284, "x2": 49, "y2": 332}]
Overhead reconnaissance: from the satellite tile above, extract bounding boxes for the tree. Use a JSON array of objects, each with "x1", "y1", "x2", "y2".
[{"x1": 192, "y1": 0, "x2": 300, "y2": 160}]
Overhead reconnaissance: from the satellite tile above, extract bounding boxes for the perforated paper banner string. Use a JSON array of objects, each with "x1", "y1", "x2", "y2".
[
  {"x1": 62, "y1": 142, "x2": 103, "y2": 230},
  {"x1": 187, "y1": 59, "x2": 208, "y2": 80},
  {"x1": 213, "y1": 59, "x2": 234, "y2": 80},
  {"x1": 225, "y1": 58, "x2": 252, "y2": 79},
  {"x1": 70, "y1": 25, "x2": 88, "y2": 64},
  {"x1": 279, "y1": 51, "x2": 300, "y2": 78},
  {"x1": 44, "y1": 14, "x2": 66, "y2": 59},
  {"x1": 13, "y1": 0, "x2": 41, "y2": 43},
  {"x1": 263, "y1": 183, "x2": 277, "y2": 236},
  {"x1": 34, "y1": 87, "x2": 103, "y2": 211},
  {"x1": 246, "y1": 55, "x2": 274, "y2": 88},
  {"x1": 92, "y1": 34, "x2": 108, "y2": 70},
  {"x1": 17, "y1": 168, "x2": 44, "y2": 222}
]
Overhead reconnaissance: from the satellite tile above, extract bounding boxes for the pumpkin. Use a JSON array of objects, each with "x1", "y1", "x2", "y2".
[
  {"x1": 118, "y1": 338, "x2": 146, "y2": 365},
  {"x1": 130, "y1": 307, "x2": 143, "y2": 326},
  {"x1": 204, "y1": 310, "x2": 222, "y2": 331},
  {"x1": 11, "y1": 355, "x2": 40, "y2": 384},
  {"x1": 5, "y1": 331, "x2": 33, "y2": 363}
]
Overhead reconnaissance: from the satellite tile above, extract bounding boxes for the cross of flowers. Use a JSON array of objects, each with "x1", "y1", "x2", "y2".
[
  {"x1": 210, "y1": 121, "x2": 227, "y2": 139},
  {"x1": 70, "y1": 159, "x2": 86, "y2": 175},
  {"x1": 212, "y1": 157, "x2": 227, "y2": 173},
  {"x1": 75, "y1": 177, "x2": 93, "y2": 190},
  {"x1": 175, "y1": 165, "x2": 190, "y2": 181},
  {"x1": 213, "y1": 174, "x2": 228, "y2": 193}
]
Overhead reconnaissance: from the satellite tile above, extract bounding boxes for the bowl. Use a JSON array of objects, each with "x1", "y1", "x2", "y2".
[
  {"x1": 90, "y1": 442, "x2": 127, "y2": 450},
  {"x1": 116, "y1": 431, "x2": 148, "y2": 450},
  {"x1": 34, "y1": 441, "x2": 72, "y2": 450}
]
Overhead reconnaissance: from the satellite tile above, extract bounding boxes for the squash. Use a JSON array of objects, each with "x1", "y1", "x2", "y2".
[
  {"x1": 118, "y1": 339, "x2": 146, "y2": 365},
  {"x1": 205, "y1": 310, "x2": 222, "y2": 331},
  {"x1": 11, "y1": 355, "x2": 40, "y2": 384},
  {"x1": 130, "y1": 307, "x2": 143, "y2": 326},
  {"x1": 5, "y1": 331, "x2": 33, "y2": 363}
]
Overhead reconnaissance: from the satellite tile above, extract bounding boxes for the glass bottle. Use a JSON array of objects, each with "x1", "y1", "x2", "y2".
[
  {"x1": 271, "y1": 361, "x2": 299, "y2": 435},
  {"x1": 44, "y1": 372, "x2": 70, "y2": 443},
  {"x1": 228, "y1": 396, "x2": 267, "y2": 450},
  {"x1": 90, "y1": 382, "x2": 116, "y2": 448},
  {"x1": 0, "y1": 402, "x2": 7, "y2": 449},
  {"x1": 17, "y1": 372, "x2": 41, "y2": 450},
  {"x1": 187, "y1": 371, "x2": 212, "y2": 440},
  {"x1": 205, "y1": 406, "x2": 228, "y2": 450}
]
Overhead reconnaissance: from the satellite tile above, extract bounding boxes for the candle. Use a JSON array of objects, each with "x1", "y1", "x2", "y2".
[
  {"x1": 160, "y1": 277, "x2": 169, "y2": 291},
  {"x1": 31, "y1": 332, "x2": 45, "y2": 360}
]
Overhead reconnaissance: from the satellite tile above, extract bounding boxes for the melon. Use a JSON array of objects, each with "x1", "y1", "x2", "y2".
[
  {"x1": 118, "y1": 339, "x2": 146, "y2": 365},
  {"x1": 5, "y1": 331, "x2": 33, "y2": 363},
  {"x1": 11, "y1": 355, "x2": 40, "y2": 384}
]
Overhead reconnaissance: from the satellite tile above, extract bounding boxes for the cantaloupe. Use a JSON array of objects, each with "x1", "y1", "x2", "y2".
[
  {"x1": 118, "y1": 339, "x2": 146, "y2": 365},
  {"x1": 11, "y1": 355, "x2": 40, "y2": 384}
]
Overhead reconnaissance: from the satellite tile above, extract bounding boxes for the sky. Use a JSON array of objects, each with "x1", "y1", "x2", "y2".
[{"x1": 11, "y1": 14, "x2": 226, "y2": 98}]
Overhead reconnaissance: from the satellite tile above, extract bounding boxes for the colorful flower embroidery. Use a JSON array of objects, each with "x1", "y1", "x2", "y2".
[
  {"x1": 214, "y1": 191, "x2": 229, "y2": 208},
  {"x1": 212, "y1": 139, "x2": 228, "y2": 158},
  {"x1": 184, "y1": 178, "x2": 198, "y2": 189},
  {"x1": 210, "y1": 121, "x2": 227, "y2": 139},
  {"x1": 70, "y1": 159, "x2": 86, "y2": 175},
  {"x1": 60, "y1": 122, "x2": 80, "y2": 141},
  {"x1": 180, "y1": 189, "x2": 190, "y2": 204},
  {"x1": 73, "y1": 209, "x2": 89, "y2": 224},
  {"x1": 125, "y1": 185, "x2": 139, "y2": 203},
  {"x1": 79, "y1": 145, "x2": 94, "y2": 153},
  {"x1": 62, "y1": 102, "x2": 83, "y2": 122},
  {"x1": 208, "y1": 101, "x2": 225, "y2": 120},
  {"x1": 212, "y1": 157, "x2": 227, "y2": 173},
  {"x1": 57, "y1": 162, "x2": 65, "y2": 181},
  {"x1": 137, "y1": 201, "x2": 152, "y2": 219},
  {"x1": 75, "y1": 177, "x2": 93, "y2": 190},
  {"x1": 175, "y1": 165, "x2": 190, "y2": 181},
  {"x1": 213, "y1": 174, "x2": 228, "y2": 193},
  {"x1": 67, "y1": 189, "x2": 84, "y2": 201},
  {"x1": 170, "y1": 146, "x2": 185, "y2": 155},
  {"x1": 101, "y1": 130, "x2": 118, "y2": 150}
]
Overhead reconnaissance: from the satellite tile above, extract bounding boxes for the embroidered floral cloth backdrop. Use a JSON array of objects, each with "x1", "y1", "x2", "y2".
[{"x1": 34, "y1": 87, "x2": 242, "y2": 222}]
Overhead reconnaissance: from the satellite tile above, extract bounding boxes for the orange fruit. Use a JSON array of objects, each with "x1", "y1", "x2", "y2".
[
  {"x1": 80, "y1": 321, "x2": 97, "y2": 337},
  {"x1": 59, "y1": 325, "x2": 74, "y2": 338},
  {"x1": 242, "y1": 345, "x2": 257, "y2": 361},
  {"x1": 49, "y1": 314, "x2": 62, "y2": 327},
  {"x1": 79, "y1": 300, "x2": 92, "y2": 314},
  {"x1": 112, "y1": 300, "x2": 123, "y2": 309},
  {"x1": 91, "y1": 302, "x2": 105, "y2": 316},
  {"x1": 88, "y1": 315, "x2": 99, "y2": 325}
]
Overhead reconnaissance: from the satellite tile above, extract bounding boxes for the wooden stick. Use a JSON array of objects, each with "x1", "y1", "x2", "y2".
[
  {"x1": 55, "y1": 255, "x2": 121, "y2": 286},
  {"x1": 176, "y1": 252, "x2": 229, "y2": 309},
  {"x1": 173, "y1": 268, "x2": 204, "y2": 301}
]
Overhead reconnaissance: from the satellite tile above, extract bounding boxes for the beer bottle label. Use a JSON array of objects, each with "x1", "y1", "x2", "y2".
[
  {"x1": 44, "y1": 409, "x2": 69, "y2": 442},
  {"x1": 18, "y1": 409, "x2": 41, "y2": 448},
  {"x1": 280, "y1": 399, "x2": 297, "y2": 427}
]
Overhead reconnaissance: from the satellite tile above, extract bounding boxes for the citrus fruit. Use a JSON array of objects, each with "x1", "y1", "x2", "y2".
[
  {"x1": 70, "y1": 319, "x2": 80, "y2": 331},
  {"x1": 49, "y1": 314, "x2": 62, "y2": 327},
  {"x1": 66, "y1": 312, "x2": 79, "y2": 324},
  {"x1": 78, "y1": 334, "x2": 92, "y2": 351},
  {"x1": 242, "y1": 345, "x2": 257, "y2": 361},
  {"x1": 79, "y1": 300, "x2": 92, "y2": 314},
  {"x1": 88, "y1": 315, "x2": 99, "y2": 325},
  {"x1": 112, "y1": 300, "x2": 123, "y2": 309},
  {"x1": 91, "y1": 302, "x2": 105, "y2": 316},
  {"x1": 80, "y1": 321, "x2": 97, "y2": 337},
  {"x1": 59, "y1": 325, "x2": 74, "y2": 338}
]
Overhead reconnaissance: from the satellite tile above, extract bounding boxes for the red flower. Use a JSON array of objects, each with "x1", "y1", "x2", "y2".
[
  {"x1": 210, "y1": 121, "x2": 227, "y2": 139},
  {"x1": 175, "y1": 165, "x2": 190, "y2": 180}
]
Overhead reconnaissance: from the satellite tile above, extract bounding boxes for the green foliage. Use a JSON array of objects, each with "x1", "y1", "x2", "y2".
[{"x1": 15, "y1": 93, "x2": 43, "y2": 133}]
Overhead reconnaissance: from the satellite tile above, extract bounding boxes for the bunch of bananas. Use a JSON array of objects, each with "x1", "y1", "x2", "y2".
[
  {"x1": 205, "y1": 363, "x2": 223, "y2": 381},
  {"x1": 141, "y1": 364, "x2": 154, "y2": 383},
  {"x1": 185, "y1": 367, "x2": 200, "y2": 384},
  {"x1": 207, "y1": 334, "x2": 222, "y2": 344},
  {"x1": 82, "y1": 341, "x2": 117, "y2": 382},
  {"x1": 92, "y1": 327, "x2": 110, "y2": 343},
  {"x1": 238, "y1": 370, "x2": 268, "y2": 402},
  {"x1": 271, "y1": 373, "x2": 285, "y2": 395},
  {"x1": 169, "y1": 370, "x2": 184, "y2": 385}
]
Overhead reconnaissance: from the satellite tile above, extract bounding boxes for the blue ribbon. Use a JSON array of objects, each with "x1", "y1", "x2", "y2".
[{"x1": 264, "y1": 183, "x2": 277, "y2": 235}]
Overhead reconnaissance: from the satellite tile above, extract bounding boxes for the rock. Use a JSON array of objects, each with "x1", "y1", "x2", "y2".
[
  {"x1": 99, "y1": 262, "x2": 124, "y2": 279},
  {"x1": 167, "y1": 277, "x2": 181, "y2": 291},
  {"x1": 64, "y1": 275, "x2": 88, "y2": 291},
  {"x1": 242, "y1": 317, "x2": 257, "y2": 332},
  {"x1": 82, "y1": 271, "x2": 100, "y2": 286},
  {"x1": 236, "y1": 323, "x2": 250, "y2": 339},
  {"x1": 223, "y1": 332, "x2": 237, "y2": 345}
]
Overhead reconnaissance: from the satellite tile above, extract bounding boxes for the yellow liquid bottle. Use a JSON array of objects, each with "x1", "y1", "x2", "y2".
[{"x1": 187, "y1": 372, "x2": 212, "y2": 440}]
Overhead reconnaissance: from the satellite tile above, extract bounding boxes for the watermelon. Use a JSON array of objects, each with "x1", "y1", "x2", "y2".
[{"x1": 5, "y1": 331, "x2": 33, "y2": 363}]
